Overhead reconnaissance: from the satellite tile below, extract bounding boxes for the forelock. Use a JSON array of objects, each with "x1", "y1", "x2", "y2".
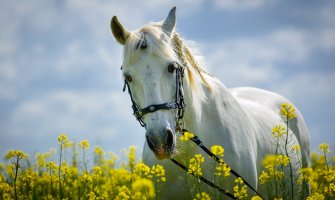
[{"x1": 123, "y1": 24, "x2": 179, "y2": 65}]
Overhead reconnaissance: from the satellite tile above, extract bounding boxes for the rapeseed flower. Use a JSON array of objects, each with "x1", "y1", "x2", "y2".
[
  {"x1": 194, "y1": 192, "x2": 211, "y2": 200},
  {"x1": 233, "y1": 178, "x2": 248, "y2": 199},
  {"x1": 57, "y1": 133, "x2": 70, "y2": 148},
  {"x1": 259, "y1": 171, "x2": 271, "y2": 184},
  {"x1": 115, "y1": 186, "x2": 131, "y2": 200},
  {"x1": 128, "y1": 146, "x2": 137, "y2": 170},
  {"x1": 134, "y1": 162, "x2": 151, "y2": 178},
  {"x1": 280, "y1": 103, "x2": 296, "y2": 119},
  {"x1": 210, "y1": 145, "x2": 224, "y2": 157},
  {"x1": 318, "y1": 143, "x2": 330, "y2": 153},
  {"x1": 88, "y1": 191, "x2": 96, "y2": 200},
  {"x1": 180, "y1": 131, "x2": 195, "y2": 141},
  {"x1": 132, "y1": 178, "x2": 155, "y2": 199},
  {"x1": 94, "y1": 146, "x2": 105, "y2": 155},
  {"x1": 306, "y1": 192, "x2": 325, "y2": 200},
  {"x1": 188, "y1": 154, "x2": 205, "y2": 176},
  {"x1": 251, "y1": 196, "x2": 263, "y2": 200},
  {"x1": 272, "y1": 125, "x2": 286, "y2": 138},
  {"x1": 292, "y1": 145, "x2": 301, "y2": 151},
  {"x1": 151, "y1": 164, "x2": 166, "y2": 182},
  {"x1": 79, "y1": 140, "x2": 90, "y2": 149},
  {"x1": 4, "y1": 150, "x2": 28, "y2": 160},
  {"x1": 215, "y1": 162, "x2": 231, "y2": 177}
]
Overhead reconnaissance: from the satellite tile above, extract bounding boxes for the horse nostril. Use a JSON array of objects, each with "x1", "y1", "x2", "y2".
[
  {"x1": 146, "y1": 135, "x2": 155, "y2": 151},
  {"x1": 166, "y1": 128, "x2": 174, "y2": 147}
]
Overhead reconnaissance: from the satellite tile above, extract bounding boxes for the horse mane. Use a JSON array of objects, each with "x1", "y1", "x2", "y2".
[{"x1": 172, "y1": 33, "x2": 212, "y2": 91}]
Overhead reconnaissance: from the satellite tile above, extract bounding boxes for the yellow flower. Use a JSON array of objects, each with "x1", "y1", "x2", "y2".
[
  {"x1": 235, "y1": 177, "x2": 244, "y2": 184},
  {"x1": 92, "y1": 166, "x2": 102, "y2": 176},
  {"x1": 324, "y1": 182, "x2": 335, "y2": 197},
  {"x1": 57, "y1": 133, "x2": 68, "y2": 143},
  {"x1": 151, "y1": 164, "x2": 166, "y2": 182},
  {"x1": 45, "y1": 161, "x2": 57, "y2": 173},
  {"x1": 134, "y1": 162, "x2": 151, "y2": 178},
  {"x1": 115, "y1": 186, "x2": 131, "y2": 200},
  {"x1": 277, "y1": 155, "x2": 290, "y2": 166},
  {"x1": 306, "y1": 192, "x2": 325, "y2": 200},
  {"x1": 188, "y1": 154, "x2": 205, "y2": 176},
  {"x1": 318, "y1": 143, "x2": 330, "y2": 153},
  {"x1": 79, "y1": 140, "x2": 90, "y2": 149},
  {"x1": 194, "y1": 192, "x2": 211, "y2": 200},
  {"x1": 88, "y1": 191, "x2": 96, "y2": 200},
  {"x1": 131, "y1": 178, "x2": 155, "y2": 199},
  {"x1": 280, "y1": 103, "x2": 296, "y2": 119},
  {"x1": 180, "y1": 131, "x2": 195, "y2": 142},
  {"x1": 251, "y1": 196, "x2": 263, "y2": 200},
  {"x1": 233, "y1": 184, "x2": 248, "y2": 199},
  {"x1": 210, "y1": 145, "x2": 224, "y2": 157},
  {"x1": 94, "y1": 146, "x2": 105, "y2": 155},
  {"x1": 272, "y1": 124, "x2": 286, "y2": 138},
  {"x1": 128, "y1": 146, "x2": 137, "y2": 169},
  {"x1": 4, "y1": 150, "x2": 28, "y2": 160},
  {"x1": 259, "y1": 171, "x2": 270, "y2": 184},
  {"x1": 57, "y1": 133, "x2": 70, "y2": 148},
  {"x1": 215, "y1": 162, "x2": 231, "y2": 177},
  {"x1": 292, "y1": 145, "x2": 301, "y2": 151}
]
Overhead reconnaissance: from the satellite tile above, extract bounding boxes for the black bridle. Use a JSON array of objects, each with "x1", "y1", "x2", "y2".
[
  {"x1": 121, "y1": 61, "x2": 265, "y2": 200},
  {"x1": 122, "y1": 61, "x2": 186, "y2": 128}
]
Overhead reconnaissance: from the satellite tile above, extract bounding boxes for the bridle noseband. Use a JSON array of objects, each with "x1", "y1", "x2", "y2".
[{"x1": 122, "y1": 62, "x2": 186, "y2": 128}]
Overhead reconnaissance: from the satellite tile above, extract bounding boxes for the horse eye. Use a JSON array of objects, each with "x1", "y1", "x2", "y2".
[
  {"x1": 140, "y1": 41, "x2": 147, "y2": 49},
  {"x1": 168, "y1": 63, "x2": 176, "y2": 73},
  {"x1": 124, "y1": 74, "x2": 132, "y2": 82},
  {"x1": 136, "y1": 39, "x2": 147, "y2": 50}
]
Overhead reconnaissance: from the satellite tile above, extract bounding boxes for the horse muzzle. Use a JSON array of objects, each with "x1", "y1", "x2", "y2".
[{"x1": 146, "y1": 127, "x2": 175, "y2": 160}]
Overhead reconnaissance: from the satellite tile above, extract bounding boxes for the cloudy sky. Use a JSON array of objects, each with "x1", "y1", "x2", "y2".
[{"x1": 1, "y1": 0, "x2": 334, "y2": 158}]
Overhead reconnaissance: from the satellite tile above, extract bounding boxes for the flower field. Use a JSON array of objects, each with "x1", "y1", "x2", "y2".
[{"x1": 0, "y1": 104, "x2": 334, "y2": 200}]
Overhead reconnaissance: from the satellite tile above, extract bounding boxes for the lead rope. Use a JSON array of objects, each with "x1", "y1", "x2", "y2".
[
  {"x1": 170, "y1": 158, "x2": 237, "y2": 199},
  {"x1": 172, "y1": 128, "x2": 266, "y2": 200}
]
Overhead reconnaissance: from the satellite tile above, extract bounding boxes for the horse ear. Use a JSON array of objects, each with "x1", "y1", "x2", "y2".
[
  {"x1": 110, "y1": 16, "x2": 129, "y2": 45},
  {"x1": 162, "y1": 7, "x2": 176, "y2": 36}
]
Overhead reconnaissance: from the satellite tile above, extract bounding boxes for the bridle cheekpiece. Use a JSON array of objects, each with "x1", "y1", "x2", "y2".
[{"x1": 122, "y1": 61, "x2": 186, "y2": 128}]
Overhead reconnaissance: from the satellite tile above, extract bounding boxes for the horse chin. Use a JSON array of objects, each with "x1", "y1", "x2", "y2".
[{"x1": 153, "y1": 145, "x2": 175, "y2": 160}]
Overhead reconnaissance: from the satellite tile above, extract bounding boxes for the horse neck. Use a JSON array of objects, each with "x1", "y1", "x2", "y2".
[{"x1": 182, "y1": 72, "x2": 239, "y2": 135}]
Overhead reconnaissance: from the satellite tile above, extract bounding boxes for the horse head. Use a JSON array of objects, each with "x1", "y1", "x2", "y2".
[{"x1": 111, "y1": 7, "x2": 182, "y2": 160}]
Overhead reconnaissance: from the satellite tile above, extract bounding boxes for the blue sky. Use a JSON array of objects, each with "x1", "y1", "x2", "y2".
[{"x1": 0, "y1": 0, "x2": 334, "y2": 158}]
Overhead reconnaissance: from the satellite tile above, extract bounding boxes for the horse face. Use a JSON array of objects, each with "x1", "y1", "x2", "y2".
[{"x1": 111, "y1": 8, "x2": 178, "y2": 160}]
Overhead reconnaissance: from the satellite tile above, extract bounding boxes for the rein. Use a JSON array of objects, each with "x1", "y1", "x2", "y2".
[{"x1": 122, "y1": 62, "x2": 264, "y2": 200}]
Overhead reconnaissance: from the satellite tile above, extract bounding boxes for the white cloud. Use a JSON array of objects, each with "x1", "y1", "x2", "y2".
[
  {"x1": 202, "y1": 27, "x2": 335, "y2": 87},
  {"x1": 276, "y1": 72, "x2": 335, "y2": 107},
  {"x1": 1, "y1": 89, "x2": 144, "y2": 154},
  {"x1": 9, "y1": 90, "x2": 129, "y2": 136},
  {"x1": 213, "y1": 0, "x2": 277, "y2": 11}
]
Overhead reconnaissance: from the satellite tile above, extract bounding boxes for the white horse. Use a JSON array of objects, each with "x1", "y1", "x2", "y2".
[{"x1": 110, "y1": 7, "x2": 310, "y2": 199}]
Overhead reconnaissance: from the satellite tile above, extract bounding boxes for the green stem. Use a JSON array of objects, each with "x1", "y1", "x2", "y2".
[
  {"x1": 284, "y1": 118, "x2": 294, "y2": 200},
  {"x1": 13, "y1": 157, "x2": 19, "y2": 200},
  {"x1": 58, "y1": 143, "x2": 63, "y2": 200}
]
